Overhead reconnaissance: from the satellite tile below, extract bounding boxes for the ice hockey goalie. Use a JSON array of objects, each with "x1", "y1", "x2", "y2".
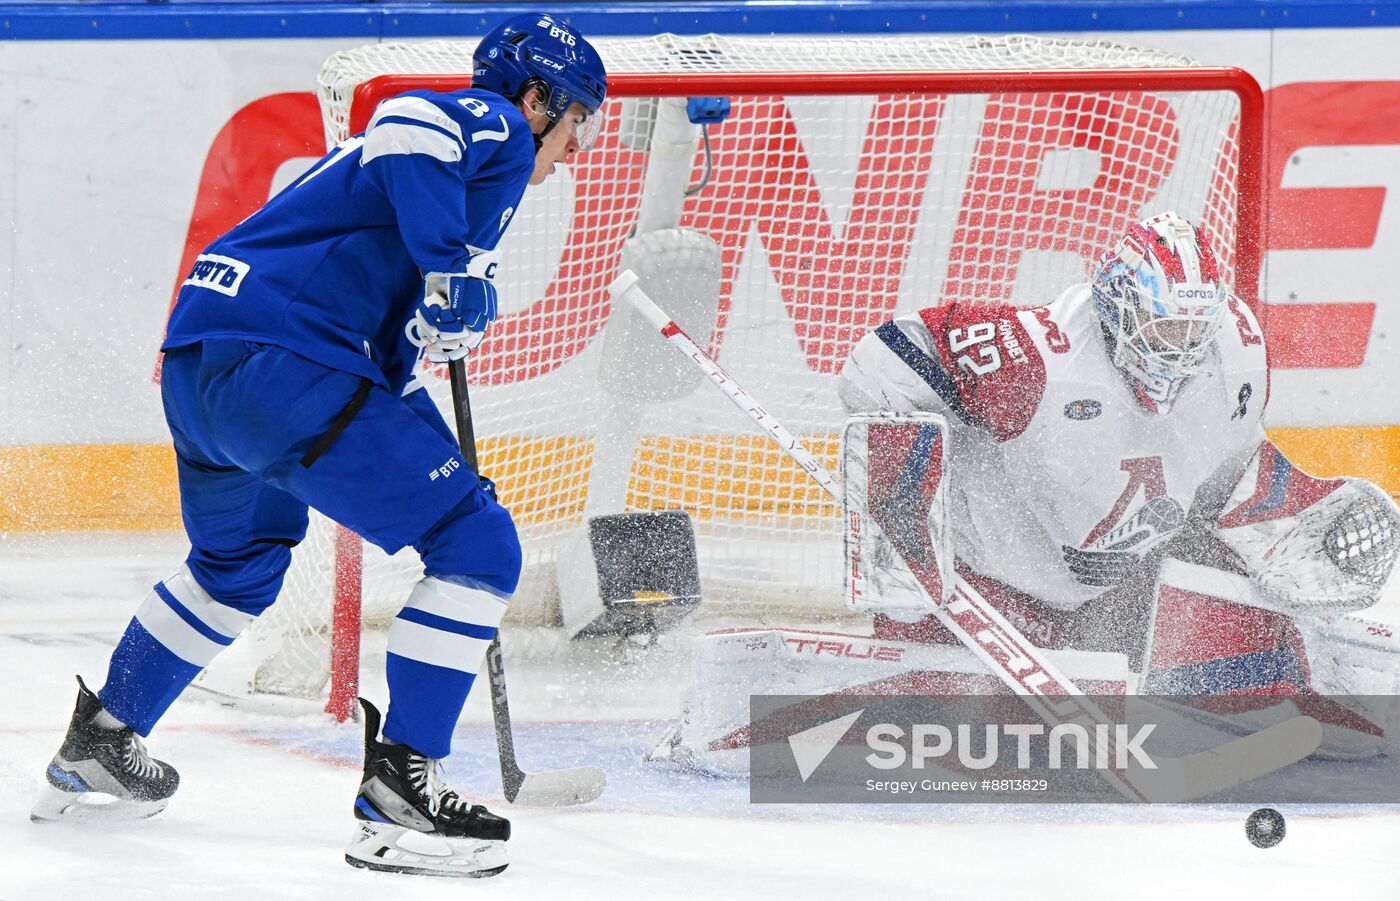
[{"x1": 655, "y1": 212, "x2": 1400, "y2": 774}]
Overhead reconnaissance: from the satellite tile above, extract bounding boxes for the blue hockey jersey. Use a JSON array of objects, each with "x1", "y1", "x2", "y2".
[{"x1": 164, "y1": 88, "x2": 535, "y2": 392}]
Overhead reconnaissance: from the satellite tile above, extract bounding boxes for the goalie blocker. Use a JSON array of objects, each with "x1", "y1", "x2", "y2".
[{"x1": 843, "y1": 412, "x2": 953, "y2": 620}]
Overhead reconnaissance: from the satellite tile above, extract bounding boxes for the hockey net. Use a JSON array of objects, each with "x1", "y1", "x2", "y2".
[{"x1": 202, "y1": 33, "x2": 1263, "y2": 719}]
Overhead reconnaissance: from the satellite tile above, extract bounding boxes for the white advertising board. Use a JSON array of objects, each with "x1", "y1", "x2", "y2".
[{"x1": 0, "y1": 29, "x2": 1395, "y2": 445}]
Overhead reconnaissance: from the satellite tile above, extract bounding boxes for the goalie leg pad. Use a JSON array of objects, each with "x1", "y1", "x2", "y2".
[
  {"x1": 873, "y1": 565, "x2": 1081, "y2": 651},
  {"x1": 1296, "y1": 614, "x2": 1400, "y2": 755},
  {"x1": 1145, "y1": 573, "x2": 1313, "y2": 695},
  {"x1": 1302, "y1": 614, "x2": 1400, "y2": 696},
  {"x1": 652, "y1": 628, "x2": 1128, "y2": 775},
  {"x1": 1147, "y1": 559, "x2": 1393, "y2": 758}
]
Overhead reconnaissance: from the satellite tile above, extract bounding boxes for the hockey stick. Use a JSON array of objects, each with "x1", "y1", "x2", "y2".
[
  {"x1": 612, "y1": 270, "x2": 1322, "y2": 802},
  {"x1": 446, "y1": 357, "x2": 607, "y2": 806}
]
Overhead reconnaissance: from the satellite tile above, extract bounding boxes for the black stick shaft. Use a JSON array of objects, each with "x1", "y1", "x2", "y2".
[
  {"x1": 448, "y1": 358, "x2": 479, "y2": 471},
  {"x1": 446, "y1": 357, "x2": 526, "y2": 799}
]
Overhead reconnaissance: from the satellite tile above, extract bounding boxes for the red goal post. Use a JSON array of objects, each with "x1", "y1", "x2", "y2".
[{"x1": 208, "y1": 34, "x2": 1266, "y2": 721}]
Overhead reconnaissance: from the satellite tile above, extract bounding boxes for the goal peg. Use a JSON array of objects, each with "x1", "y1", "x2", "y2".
[{"x1": 556, "y1": 509, "x2": 703, "y2": 640}]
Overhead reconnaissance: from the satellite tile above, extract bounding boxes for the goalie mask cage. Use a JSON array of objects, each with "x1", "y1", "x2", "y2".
[{"x1": 208, "y1": 33, "x2": 1263, "y2": 720}]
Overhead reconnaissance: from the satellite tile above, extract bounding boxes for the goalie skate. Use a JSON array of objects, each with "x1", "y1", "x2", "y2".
[
  {"x1": 31, "y1": 676, "x2": 180, "y2": 824},
  {"x1": 345, "y1": 698, "x2": 509, "y2": 878}
]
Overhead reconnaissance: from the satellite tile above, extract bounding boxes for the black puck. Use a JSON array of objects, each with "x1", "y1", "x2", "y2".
[{"x1": 1246, "y1": 808, "x2": 1286, "y2": 848}]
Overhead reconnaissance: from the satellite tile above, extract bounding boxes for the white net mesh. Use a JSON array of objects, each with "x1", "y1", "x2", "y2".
[
  {"x1": 218, "y1": 33, "x2": 1258, "y2": 705},
  {"x1": 317, "y1": 34, "x2": 1199, "y2": 149}
]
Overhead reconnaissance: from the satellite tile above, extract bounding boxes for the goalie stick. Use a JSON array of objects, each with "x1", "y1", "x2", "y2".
[
  {"x1": 611, "y1": 269, "x2": 1322, "y2": 802},
  {"x1": 447, "y1": 358, "x2": 607, "y2": 806}
]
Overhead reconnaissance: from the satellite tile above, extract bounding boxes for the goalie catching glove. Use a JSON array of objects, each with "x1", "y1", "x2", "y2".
[
  {"x1": 1216, "y1": 442, "x2": 1400, "y2": 614},
  {"x1": 406, "y1": 249, "x2": 501, "y2": 362}
]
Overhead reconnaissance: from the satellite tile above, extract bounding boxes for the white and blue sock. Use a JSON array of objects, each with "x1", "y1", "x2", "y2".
[
  {"x1": 382, "y1": 576, "x2": 508, "y2": 758},
  {"x1": 99, "y1": 566, "x2": 254, "y2": 735}
]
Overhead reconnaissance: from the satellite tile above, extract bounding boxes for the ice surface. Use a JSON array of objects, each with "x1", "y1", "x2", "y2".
[{"x1": 3, "y1": 531, "x2": 1399, "y2": 900}]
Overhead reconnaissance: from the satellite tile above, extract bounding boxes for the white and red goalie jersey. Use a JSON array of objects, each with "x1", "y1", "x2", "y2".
[
  {"x1": 839, "y1": 283, "x2": 1273, "y2": 611},
  {"x1": 653, "y1": 284, "x2": 1400, "y2": 773}
]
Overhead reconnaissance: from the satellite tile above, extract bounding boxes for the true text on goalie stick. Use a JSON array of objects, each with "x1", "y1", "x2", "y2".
[{"x1": 611, "y1": 269, "x2": 1322, "y2": 802}]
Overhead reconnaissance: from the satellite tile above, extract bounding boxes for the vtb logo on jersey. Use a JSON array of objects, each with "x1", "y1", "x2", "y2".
[
  {"x1": 182, "y1": 253, "x2": 249, "y2": 297},
  {"x1": 429, "y1": 458, "x2": 461, "y2": 481}
]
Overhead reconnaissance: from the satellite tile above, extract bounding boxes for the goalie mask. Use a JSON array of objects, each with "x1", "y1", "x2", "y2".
[{"x1": 1091, "y1": 212, "x2": 1228, "y2": 414}]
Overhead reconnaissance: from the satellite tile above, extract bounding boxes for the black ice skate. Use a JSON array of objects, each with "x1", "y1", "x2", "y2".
[
  {"x1": 31, "y1": 676, "x2": 180, "y2": 823},
  {"x1": 345, "y1": 698, "x2": 510, "y2": 878}
]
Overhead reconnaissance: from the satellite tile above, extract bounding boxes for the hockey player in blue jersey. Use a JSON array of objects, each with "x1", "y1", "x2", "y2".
[{"x1": 32, "y1": 13, "x2": 606, "y2": 878}]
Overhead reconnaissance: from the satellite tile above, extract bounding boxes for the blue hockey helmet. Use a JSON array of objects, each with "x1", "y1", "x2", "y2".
[{"x1": 472, "y1": 14, "x2": 608, "y2": 147}]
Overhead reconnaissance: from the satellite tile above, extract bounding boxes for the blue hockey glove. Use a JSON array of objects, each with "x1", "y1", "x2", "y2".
[{"x1": 406, "y1": 249, "x2": 500, "y2": 362}]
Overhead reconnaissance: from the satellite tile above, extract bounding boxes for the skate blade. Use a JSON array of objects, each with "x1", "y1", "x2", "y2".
[
  {"x1": 345, "y1": 821, "x2": 508, "y2": 878},
  {"x1": 30, "y1": 784, "x2": 169, "y2": 824}
]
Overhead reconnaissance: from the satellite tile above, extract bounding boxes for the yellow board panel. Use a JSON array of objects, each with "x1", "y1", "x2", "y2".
[
  {"x1": 2, "y1": 426, "x2": 1396, "y2": 532},
  {"x1": 627, "y1": 434, "x2": 842, "y2": 518},
  {"x1": 477, "y1": 436, "x2": 594, "y2": 528},
  {"x1": 1266, "y1": 426, "x2": 1400, "y2": 490},
  {"x1": 0, "y1": 444, "x2": 182, "y2": 532}
]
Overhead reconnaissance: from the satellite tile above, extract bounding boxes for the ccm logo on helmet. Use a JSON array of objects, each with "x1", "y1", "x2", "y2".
[{"x1": 528, "y1": 53, "x2": 566, "y2": 74}]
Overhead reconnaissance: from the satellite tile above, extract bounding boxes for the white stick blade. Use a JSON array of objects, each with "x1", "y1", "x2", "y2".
[
  {"x1": 1128, "y1": 715, "x2": 1322, "y2": 802},
  {"x1": 509, "y1": 766, "x2": 608, "y2": 807}
]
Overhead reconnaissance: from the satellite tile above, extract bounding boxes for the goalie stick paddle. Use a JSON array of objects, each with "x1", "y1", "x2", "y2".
[
  {"x1": 447, "y1": 357, "x2": 607, "y2": 807},
  {"x1": 611, "y1": 270, "x2": 1322, "y2": 802}
]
